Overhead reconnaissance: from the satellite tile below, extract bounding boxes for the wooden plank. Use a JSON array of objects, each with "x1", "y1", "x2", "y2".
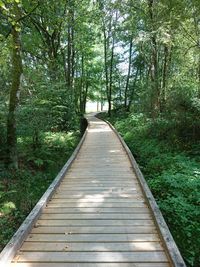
[
  {"x1": 65, "y1": 176, "x2": 134, "y2": 179},
  {"x1": 59, "y1": 183, "x2": 138, "y2": 186},
  {"x1": 51, "y1": 188, "x2": 140, "y2": 195},
  {"x1": 61, "y1": 178, "x2": 135, "y2": 181},
  {"x1": 26, "y1": 233, "x2": 159, "y2": 242},
  {"x1": 51, "y1": 196, "x2": 144, "y2": 201},
  {"x1": 69, "y1": 171, "x2": 132, "y2": 173},
  {"x1": 47, "y1": 202, "x2": 146, "y2": 208},
  {"x1": 58, "y1": 186, "x2": 140, "y2": 190},
  {"x1": 74, "y1": 162, "x2": 131, "y2": 164},
  {"x1": 10, "y1": 263, "x2": 170, "y2": 267},
  {"x1": 61, "y1": 179, "x2": 137, "y2": 182},
  {"x1": 49, "y1": 198, "x2": 144, "y2": 203},
  {"x1": 36, "y1": 219, "x2": 154, "y2": 227},
  {"x1": 64, "y1": 175, "x2": 135, "y2": 178},
  {"x1": 55, "y1": 188, "x2": 140, "y2": 193},
  {"x1": 43, "y1": 207, "x2": 149, "y2": 214},
  {"x1": 21, "y1": 241, "x2": 163, "y2": 252},
  {"x1": 61, "y1": 180, "x2": 136, "y2": 183},
  {"x1": 72, "y1": 166, "x2": 131, "y2": 168},
  {"x1": 13, "y1": 251, "x2": 168, "y2": 263},
  {"x1": 61, "y1": 180, "x2": 137, "y2": 184},
  {"x1": 66, "y1": 174, "x2": 134, "y2": 177},
  {"x1": 40, "y1": 213, "x2": 151, "y2": 220},
  {"x1": 31, "y1": 226, "x2": 157, "y2": 234},
  {"x1": 72, "y1": 164, "x2": 131, "y2": 168},
  {"x1": 52, "y1": 193, "x2": 142, "y2": 198}
]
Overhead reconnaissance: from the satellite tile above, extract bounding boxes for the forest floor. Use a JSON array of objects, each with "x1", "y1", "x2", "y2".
[
  {"x1": 0, "y1": 130, "x2": 80, "y2": 251},
  {"x1": 98, "y1": 111, "x2": 200, "y2": 267}
]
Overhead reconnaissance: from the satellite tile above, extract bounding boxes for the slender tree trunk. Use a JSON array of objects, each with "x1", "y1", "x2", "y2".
[
  {"x1": 108, "y1": 34, "x2": 115, "y2": 117},
  {"x1": 83, "y1": 81, "x2": 89, "y2": 114},
  {"x1": 80, "y1": 54, "x2": 84, "y2": 114},
  {"x1": 119, "y1": 79, "x2": 122, "y2": 105},
  {"x1": 193, "y1": 12, "x2": 200, "y2": 97},
  {"x1": 100, "y1": 87, "x2": 103, "y2": 111},
  {"x1": 148, "y1": 0, "x2": 160, "y2": 117},
  {"x1": 127, "y1": 68, "x2": 139, "y2": 112},
  {"x1": 62, "y1": 50, "x2": 68, "y2": 87},
  {"x1": 48, "y1": 56, "x2": 57, "y2": 81},
  {"x1": 198, "y1": 55, "x2": 200, "y2": 98},
  {"x1": 124, "y1": 38, "x2": 133, "y2": 109},
  {"x1": 67, "y1": 22, "x2": 71, "y2": 89},
  {"x1": 67, "y1": 0, "x2": 72, "y2": 90},
  {"x1": 103, "y1": 25, "x2": 109, "y2": 115},
  {"x1": 7, "y1": 25, "x2": 23, "y2": 169},
  {"x1": 71, "y1": 12, "x2": 75, "y2": 90},
  {"x1": 160, "y1": 45, "x2": 169, "y2": 112}
]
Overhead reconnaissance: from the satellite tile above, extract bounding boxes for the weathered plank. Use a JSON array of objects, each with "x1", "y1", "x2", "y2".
[
  {"x1": 51, "y1": 195, "x2": 144, "y2": 200},
  {"x1": 55, "y1": 188, "x2": 140, "y2": 194},
  {"x1": 10, "y1": 263, "x2": 170, "y2": 267},
  {"x1": 59, "y1": 183, "x2": 138, "y2": 186},
  {"x1": 14, "y1": 251, "x2": 168, "y2": 263},
  {"x1": 21, "y1": 241, "x2": 163, "y2": 252},
  {"x1": 49, "y1": 198, "x2": 144, "y2": 203},
  {"x1": 43, "y1": 207, "x2": 149, "y2": 213},
  {"x1": 31, "y1": 225, "x2": 157, "y2": 234},
  {"x1": 26, "y1": 233, "x2": 159, "y2": 242},
  {"x1": 40, "y1": 213, "x2": 151, "y2": 220},
  {"x1": 64, "y1": 175, "x2": 135, "y2": 178},
  {"x1": 36, "y1": 219, "x2": 154, "y2": 227},
  {"x1": 51, "y1": 195, "x2": 143, "y2": 200},
  {"x1": 47, "y1": 202, "x2": 146, "y2": 208},
  {"x1": 58, "y1": 186, "x2": 140, "y2": 190}
]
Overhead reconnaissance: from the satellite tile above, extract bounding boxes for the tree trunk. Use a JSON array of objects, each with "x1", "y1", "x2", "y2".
[
  {"x1": 124, "y1": 38, "x2": 133, "y2": 109},
  {"x1": 80, "y1": 54, "x2": 84, "y2": 114},
  {"x1": 148, "y1": 0, "x2": 160, "y2": 118},
  {"x1": 160, "y1": 45, "x2": 169, "y2": 112},
  {"x1": 48, "y1": 56, "x2": 57, "y2": 81},
  {"x1": 127, "y1": 68, "x2": 139, "y2": 112},
  {"x1": 197, "y1": 53, "x2": 200, "y2": 98},
  {"x1": 83, "y1": 81, "x2": 89, "y2": 114},
  {"x1": 103, "y1": 25, "x2": 110, "y2": 116},
  {"x1": 62, "y1": 50, "x2": 68, "y2": 87},
  {"x1": 67, "y1": 19, "x2": 71, "y2": 89},
  {"x1": 108, "y1": 34, "x2": 115, "y2": 117},
  {"x1": 71, "y1": 10, "x2": 75, "y2": 92},
  {"x1": 67, "y1": 0, "x2": 75, "y2": 102},
  {"x1": 7, "y1": 25, "x2": 23, "y2": 169}
]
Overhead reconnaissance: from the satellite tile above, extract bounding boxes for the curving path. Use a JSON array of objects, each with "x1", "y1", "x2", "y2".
[{"x1": 2, "y1": 114, "x2": 185, "y2": 267}]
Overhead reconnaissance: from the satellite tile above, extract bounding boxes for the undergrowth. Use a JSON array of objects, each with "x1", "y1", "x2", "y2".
[{"x1": 0, "y1": 131, "x2": 79, "y2": 250}]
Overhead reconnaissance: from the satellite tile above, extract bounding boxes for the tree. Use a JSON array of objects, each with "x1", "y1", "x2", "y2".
[
  {"x1": 98, "y1": 0, "x2": 120, "y2": 116},
  {"x1": 0, "y1": 1, "x2": 23, "y2": 168}
]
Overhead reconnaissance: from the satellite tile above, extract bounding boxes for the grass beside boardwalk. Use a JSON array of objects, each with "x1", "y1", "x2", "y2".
[
  {"x1": 99, "y1": 111, "x2": 200, "y2": 267},
  {"x1": 0, "y1": 131, "x2": 80, "y2": 251}
]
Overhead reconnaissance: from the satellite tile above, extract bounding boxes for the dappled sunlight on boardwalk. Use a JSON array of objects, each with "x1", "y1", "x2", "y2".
[{"x1": 8, "y1": 115, "x2": 173, "y2": 267}]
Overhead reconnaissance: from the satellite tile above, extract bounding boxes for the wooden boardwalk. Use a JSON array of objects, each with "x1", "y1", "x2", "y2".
[{"x1": 1, "y1": 114, "x2": 185, "y2": 267}]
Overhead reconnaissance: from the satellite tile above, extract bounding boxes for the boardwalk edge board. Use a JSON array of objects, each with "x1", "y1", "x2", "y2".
[
  {"x1": 0, "y1": 122, "x2": 88, "y2": 267},
  {"x1": 103, "y1": 117, "x2": 186, "y2": 267}
]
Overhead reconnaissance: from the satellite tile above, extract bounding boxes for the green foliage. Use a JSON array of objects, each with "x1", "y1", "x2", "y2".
[
  {"x1": 0, "y1": 130, "x2": 79, "y2": 250},
  {"x1": 105, "y1": 111, "x2": 200, "y2": 267}
]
